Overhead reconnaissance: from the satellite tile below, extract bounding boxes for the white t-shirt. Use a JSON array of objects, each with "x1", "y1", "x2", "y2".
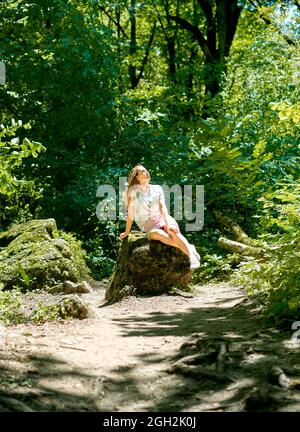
[{"x1": 128, "y1": 184, "x2": 166, "y2": 231}]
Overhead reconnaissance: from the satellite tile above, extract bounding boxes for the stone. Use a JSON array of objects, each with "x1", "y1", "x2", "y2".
[
  {"x1": 105, "y1": 231, "x2": 191, "y2": 303},
  {"x1": 48, "y1": 280, "x2": 93, "y2": 294},
  {"x1": 0, "y1": 219, "x2": 91, "y2": 291},
  {"x1": 58, "y1": 295, "x2": 94, "y2": 319}
]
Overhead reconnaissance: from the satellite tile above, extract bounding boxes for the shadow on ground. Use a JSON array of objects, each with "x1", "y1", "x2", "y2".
[
  {"x1": 0, "y1": 351, "x2": 103, "y2": 411},
  {"x1": 107, "y1": 299, "x2": 300, "y2": 411},
  {"x1": 1, "y1": 289, "x2": 300, "y2": 412}
]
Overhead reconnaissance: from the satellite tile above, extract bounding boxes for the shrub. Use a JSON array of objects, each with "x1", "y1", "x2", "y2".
[{"x1": 233, "y1": 182, "x2": 300, "y2": 327}]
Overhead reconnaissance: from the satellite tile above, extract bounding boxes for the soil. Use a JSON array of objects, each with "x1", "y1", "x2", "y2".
[{"x1": 1, "y1": 280, "x2": 300, "y2": 412}]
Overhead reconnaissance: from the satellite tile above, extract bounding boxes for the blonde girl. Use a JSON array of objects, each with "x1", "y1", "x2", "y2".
[{"x1": 120, "y1": 165, "x2": 200, "y2": 269}]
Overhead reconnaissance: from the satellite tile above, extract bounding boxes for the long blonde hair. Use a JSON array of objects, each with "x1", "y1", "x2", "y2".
[{"x1": 123, "y1": 165, "x2": 151, "y2": 208}]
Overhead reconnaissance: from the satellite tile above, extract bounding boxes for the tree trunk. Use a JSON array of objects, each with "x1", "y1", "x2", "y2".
[
  {"x1": 128, "y1": 0, "x2": 138, "y2": 89},
  {"x1": 169, "y1": 0, "x2": 243, "y2": 116}
]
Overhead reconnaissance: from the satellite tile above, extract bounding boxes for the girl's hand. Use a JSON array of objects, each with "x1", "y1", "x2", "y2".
[
  {"x1": 164, "y1": 225, "x2": 178, "y2": 236},
  {"x1": 120, "y1": 232, "x2": 128, "y2": 241}
]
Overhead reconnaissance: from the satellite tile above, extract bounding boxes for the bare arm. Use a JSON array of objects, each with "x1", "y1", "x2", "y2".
[
  {"x1": 159, "y1": 186, "x2": 172, "y2": 226},
  {"x1": 159, "y1": 189, "x2": 178, "y2": 234},
  {"x1": 159, "y1": 201, "x2": 169, "y2": 225},
  {"x1": 120, "y1": 196, "x2": 134, "y2": 240},
  {"x1": 124, "y1": 215, "x2": 134, "y2": 236}
]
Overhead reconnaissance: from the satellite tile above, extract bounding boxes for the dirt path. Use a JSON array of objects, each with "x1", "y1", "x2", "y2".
[{"x1": 1, "y1": 282, "x2": 300, "y2": 412}]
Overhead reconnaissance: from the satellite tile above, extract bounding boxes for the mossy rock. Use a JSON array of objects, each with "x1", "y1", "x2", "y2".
[
  {"x1": 48, "y1": 280, "x2": 93, "y2": 294},
  {"x1": 105, "y1": 231, "x2": 191, "y2": 303},
  {"x1": 0, "y1": 219, "x2": 90, "y2": 291},
  {"x1": 58, "y1": 295, "x2": 94, "y2": 320}
]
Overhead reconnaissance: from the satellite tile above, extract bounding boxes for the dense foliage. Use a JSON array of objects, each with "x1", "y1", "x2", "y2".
[{"x1": 0, "y1": 0, "x2": 299, "y2": 326}]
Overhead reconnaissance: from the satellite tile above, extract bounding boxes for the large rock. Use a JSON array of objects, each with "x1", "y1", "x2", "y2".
[
  {"x1": 0, "y1": 219, "x2": 91, "y2": 291},
  {"x1": 105, "y1": 231, "x2": 191, "y2": 302}
]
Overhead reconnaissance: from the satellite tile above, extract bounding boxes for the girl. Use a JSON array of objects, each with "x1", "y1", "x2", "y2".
[{"x1": 120, "y1": 165, "x2": 200, "y2": 269}]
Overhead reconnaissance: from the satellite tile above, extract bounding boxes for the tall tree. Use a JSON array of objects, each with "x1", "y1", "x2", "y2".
[
  {"x1": 0, "y1": 0, "x2": 118, "y2": 233},
  {"x1": 169, "y1": 0, "x2": 244, "y2": 106},
  {"x1": 99, "y1": 1, "x2": 157, "y2": 89}
]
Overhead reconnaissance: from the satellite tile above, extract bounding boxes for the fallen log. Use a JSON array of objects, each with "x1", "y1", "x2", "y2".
[
  {"x1": 217, "y1": 237, "x2": 265, "y2": 258},
  {"x1": 213, "y1": 210, "x2": 269, "y2": 259},
  {"x1": 213, "y1": 210, "x2": 255, "y2": 245}
]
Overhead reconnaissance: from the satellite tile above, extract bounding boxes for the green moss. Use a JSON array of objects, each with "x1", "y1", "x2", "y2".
[
  {"x1": 58, "y1": 230, "x2": 91, "y2": 279},
  {"x1": 0, "y1": 219, "x2": 90, "y2": 291},
  {"x1": 0, "y1": 219, "x2": 56, "y2": 246}
]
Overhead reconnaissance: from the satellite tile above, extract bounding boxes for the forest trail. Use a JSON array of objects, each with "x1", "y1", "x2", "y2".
[{"x1": 1, "y1": 281, "x2": 300, "y2": 412}]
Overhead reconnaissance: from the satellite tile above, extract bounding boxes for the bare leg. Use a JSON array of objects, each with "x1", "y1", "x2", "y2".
[
  {"x1": 148, "y1": 229, "x2": 179, "y2": 248},
  {"x1": 167, "y1": 228, "x2": 191, "y2": 257},
  {"x1": 148, "y1": 229, "x2": 193, "y2": 288}
]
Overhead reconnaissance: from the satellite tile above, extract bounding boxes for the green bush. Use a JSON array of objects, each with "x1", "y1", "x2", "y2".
[
  {"x1": 0, "y1": 289, "x2": 26, "y2": 325},
  {"x1": 0, "y1": 120, "x2": 45, "y2": 230},
  {"x1": 0, "y1": 289, "x2": 68, "y2": 325},
  {"x1": 29, "y1": 301, "x2": 63, "y2": 324},
  {"x1": 195, "y1": 252, "x2": 240, "y2": 283},
  {"x1": 83, "y1": 236, "x2": 116, "y2": 280},
  {"x1": 233, "y1": 182, "x2": 300, "y2": 327}
]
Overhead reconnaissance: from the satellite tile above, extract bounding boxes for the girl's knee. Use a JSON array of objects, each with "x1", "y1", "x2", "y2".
[{"x1": 147, "y1": 229, "x2": 168, "y2": 240}]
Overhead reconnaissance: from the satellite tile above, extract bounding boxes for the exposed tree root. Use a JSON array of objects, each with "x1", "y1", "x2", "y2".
[
  {"x1": 169, "y1": 363, "x2": 237, "y2": 383},
  {"x1": 216, "y1": 342, "x2": 228, "y2": 373},
  {"x1": 269, "y1": 366, "x2": 290, "y2": 389},
  {"x1": 0, "y1": 396, "x2": 35, "y2": 412}
]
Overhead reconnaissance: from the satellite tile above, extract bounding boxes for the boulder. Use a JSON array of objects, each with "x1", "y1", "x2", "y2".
[
  {"x1": 105, "y1": 231, "x2": 191, "y2": 303},
  {"x1": 0, "y1": 219, "x2": 91, "y2": 291},
  {"x1": 58, "y1": 295, "x2": 94, "y2": 319}
]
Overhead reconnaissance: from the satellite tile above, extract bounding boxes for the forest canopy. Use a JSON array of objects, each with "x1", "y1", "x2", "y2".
[{"x1": 0, "y1": 0, "x2": 299, "y2": 325}]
